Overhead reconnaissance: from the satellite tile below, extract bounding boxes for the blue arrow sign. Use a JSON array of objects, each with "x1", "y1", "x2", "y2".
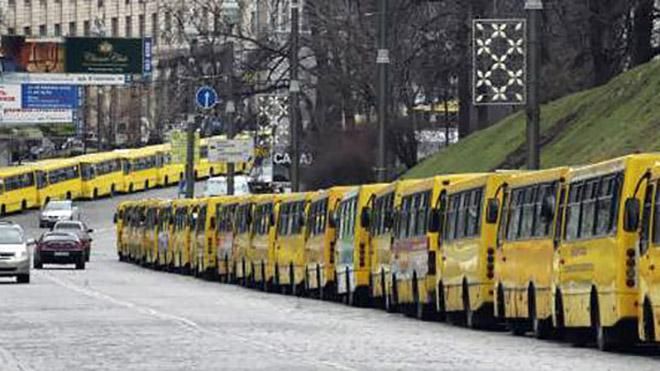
[{"x1": 195, "y1": 86, "x2": 218, "y2": 110}]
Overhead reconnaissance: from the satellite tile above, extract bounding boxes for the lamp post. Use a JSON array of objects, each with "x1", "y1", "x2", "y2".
[
  {"x1": 222, "y1": 0, "x2": 239, "y2": 195},
  {"x1": 376, "y1": 0, "x2": 389, "y2": 182},
  {"x1": 290, "y1": 0, "x2": 301, "y2": 192},
  {"x1": 525, "y1": 0, "x2": 542, "y2": 170}
]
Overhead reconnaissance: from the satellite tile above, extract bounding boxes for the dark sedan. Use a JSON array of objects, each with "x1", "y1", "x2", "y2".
[
  {"x1": 52, "y1": 220, "x2": 93, "y2": 261},
  {"x1": 34, "y1": 232, "x2": 86, "y2": 270}
]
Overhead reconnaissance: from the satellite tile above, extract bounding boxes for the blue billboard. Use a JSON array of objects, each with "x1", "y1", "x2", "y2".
[{"x1": 21, "y1": 84, "x2": 80, "y2": 109}]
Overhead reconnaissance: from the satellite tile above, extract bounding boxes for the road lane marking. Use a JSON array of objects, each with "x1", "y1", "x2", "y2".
[{"x1": 38, "y1": 271, "x2": 356, "y2": 371}]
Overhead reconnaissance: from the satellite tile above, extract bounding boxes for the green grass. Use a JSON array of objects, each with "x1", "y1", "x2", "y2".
[{"x1": 403, "y1": 60, "x2": 660, "y2": 179}]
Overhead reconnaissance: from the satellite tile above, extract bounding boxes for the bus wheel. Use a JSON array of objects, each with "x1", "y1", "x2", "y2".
[
  {"x1": 129, "y1": 184, "x2": 134, "y2": 193},
  {"x1": 164, "y1": 176, "x2": 169, "y2": 185},
  {"x1": 210, "y1": 167, "x2": 215, "y2": 176},
  {"x1": 261, "y1": 262, "x2": 267, "y2": 291},
  {"x1": 110, "y1": 184, "x2": 116, "y2": 196},
  {"x1": 93, "y1": 189, "x2": 99, "y2": 198},
  {"x1": 530, "y1": 286, "x2": 552, "y2": 339},
  {"x1": 644, "y1": 298, "x2": 656, "y2": 342},
  {"x1": 437, "y1": 281, "x2": 447, "y2": 322},
  {"x1": 66, "y1": 192, "x2": 72, "y2": 200},
  {"x1": 316, "y1": 265, "x2": 322, "y2": 300},
  {"x1": 591, "y1": 290, "x2": 617, "y2": 351},
  {"x1": 386, "y1": 274, "x2": 398, "y2": 313},
  {"x1": 21, "y1": 200, "x2": 27, "y2": 211},
  {"x1": 145, "y1": 181, "x2": 149, "y2": 190},
  {"x1": 289, "y1": 263, "x2": 296, "y2": 296},
  {"x1": 194, "y1": 171, "x2": 198, "y2": 179},
  {"x1": 554, "y1": 289, "x2": 566, "y2": 339},
  {"x1": 0, "y1": 205, "x2": 5, "y2": 216},
  {"x1": 463, "y1": 280, "x2": 476, "y2": 329}
]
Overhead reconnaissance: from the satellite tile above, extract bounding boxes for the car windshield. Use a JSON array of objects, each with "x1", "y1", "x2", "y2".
[
  {"x1": 43, "y1": 233, "x2": 78, "y2": 242},
  {"x1": 0, "y1": 228, "x2": 23, "y2": 244},
  {"x1": 204, "y1": 178, "x2": 227, "y2": 196},
  {"x1": 46, "y1": 201, "x2": 72, "y2": 211},
  {"x1": 55, "y1": 222, "x2": 82, "y2": 230}
]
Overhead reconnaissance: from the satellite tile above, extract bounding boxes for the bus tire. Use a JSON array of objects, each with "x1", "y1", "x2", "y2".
[
  {"x1": 194, "y1": 170, "x2": 198, "y2": 180},
  {"x1": 93, "y1": 188, "x2": 99, "y2": 199},
  {"x1": 530, "y1": 285, "x2": 552, "y2": 339},
  {"x1": 111, "y1": 184, "x2": 116, "y2": 196},
  {"x1": 437, "y1": 281, "x2": 447, "y2": 322},
  {"x1": 554, "y1": 289, "x2": 566, "y2": 339},
  {"x1": 21, "y1": 200, "x2": 27, "y2": 211},
  {"x1": 66, "y1": 192, "x2": 72, "y2": 200},
  {"x1": 644, "y1": 298, "x2": 656, "y2": 342},
  {"x1": 316, "y1": 265, "x2": 322, "y2": 300},
  {"x1": 145, "y1": 180, "x2": 149, "y2": 190},
  {"x1": 386, "y1": 274, "x2": 398, "y2": 313},
  {"x1": 261, "y1": 262, "x2": 267, "y2": 291},
  {"x1": 0, "y1": 204, "x2": 5, "y2": 216},
  {"x1": 210, "y1": 167, "x2": 215, "y2": 176},
  {"x1": 463, "y1": 279, "x2": 476, "y2": 329},
  {"x1": 164, "y1": 176, "x2": 169, "y2": 185},
  {"x1": 591, "y1": 289, "x2": 618, "y2": 351},
  {"x1": 289, "y1": 263, "x2": 296, "y2": 296},
  {"x1": 129, "y1": 184, "x2": 134, "y2": 193}
]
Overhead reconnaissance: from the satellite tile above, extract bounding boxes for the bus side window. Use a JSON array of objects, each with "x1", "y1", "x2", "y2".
[{"x1": 640, "y1": 184, "x2": 654, "y2": 255}]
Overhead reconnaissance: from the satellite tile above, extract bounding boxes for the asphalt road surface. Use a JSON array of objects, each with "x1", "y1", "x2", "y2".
[{"x1": 1, "y1": 186, "x2": 660, "y2": 370}]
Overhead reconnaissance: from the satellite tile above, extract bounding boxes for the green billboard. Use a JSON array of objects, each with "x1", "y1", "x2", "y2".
[{"x1": 65, "y1": 37, "x2": 143, "y2": 74}]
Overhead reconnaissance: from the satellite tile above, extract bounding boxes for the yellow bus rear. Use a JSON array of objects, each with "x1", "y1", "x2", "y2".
[
  {"x1": 34, "y1": 158, "x2": 83, "y2": 205},
  {"x1": 192, "y1": 197, "x2": 223, "y2": 279},
  {"x1": 274, "y1": 192, "x2": 312, "y2": 295},
  {"x1": 304, "y1": 187, "x2": 350, "y2": 299},
  {"x1": 335, "y1": 184, "x2": 387, "y2": 306},
  {"x1": 441, "y1": 173, "x2": 507, "y2": 328},
  {"x1": 231, "y1": 196, "x2": 254, "y2": 285},
  {"x1": 637, "y1": 162, "x2": 660, "y2": 343},
  {"x1": 155, "y1": 201, "x2": 173, "y2": 270},
  {"x1": 494, "y1": 167, "x2": 568, "y2": 338},
  {"x1": 114, "y1": 201, "x2": 134, "y2": 261},
  {"x1": 142, "y1": 200, "x2": 162, "y2": 266},
  {"x1": 0, "y1": 166, "x2": 39, "y2": 215},
  {"x1": 216, "y1": 198, "x2": 239, "y2": 282},
  {"x1": 171, "y1": 199, "x2": 197, "y2": 274},
  {"x1": 249, "y1": 194, "x2": 278, "y2": 290},
  {"x1": 78, "y1": 152, "x2": 124, "y2": 198},
  {"x1": 554, "y1": 154, "x2": 660, "y2": 350}
]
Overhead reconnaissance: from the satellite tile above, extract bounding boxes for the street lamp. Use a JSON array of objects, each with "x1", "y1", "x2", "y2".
[
  {"x1": 222, "y1": 0, "x2": 240, "y2": 195},
  {"x1": 525, "y1": 0, "x2": 543, "y2": 170}
]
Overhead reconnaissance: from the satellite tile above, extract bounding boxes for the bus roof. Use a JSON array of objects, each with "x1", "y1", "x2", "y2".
[
  {"x1": 30, "y1": 158, "x2": 80, "y2": 171},
  {"x1": 0, "y1": 165, "x2": 36, "y2": 177},
  {"x1": 505, "y1": 167, "x2": 570, "y2": 188},
  {"x1": 76, "y1": 152, "x2": 121, "y2": 163},
  {"x1": 569, "y1": 153, "x2": 660, "y2": 183}
]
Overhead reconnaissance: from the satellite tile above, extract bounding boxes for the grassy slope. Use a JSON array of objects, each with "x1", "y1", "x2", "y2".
[{"x1": 403, "y1": 60, "x2": 660, "y2": 179}]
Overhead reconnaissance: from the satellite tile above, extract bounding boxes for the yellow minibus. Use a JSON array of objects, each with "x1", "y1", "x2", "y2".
[
  {"x1": 232, "y1": 196, "x2": 254, "y2": 285},
  {"x1": 117, "y1": 148, "x2": 160, "y2": 193},
  {"x1": 274, "y1": 192, "x2": 311, "y2": 295},
  {"x1": 250, "y1": 194, "x2": 278, "y2": 290},
  {"x1": 34, "y1": 158, "x2": 83, "y2": 205},
  {"x1": 78, "y1": 152, "x2": 124, "y2": 198},
  {"x1": 216, "y1": 197, "x2": 239, "y2": 282},
  {"x1": 0, "y1": 166, "x2": 39, "y2": 215}
]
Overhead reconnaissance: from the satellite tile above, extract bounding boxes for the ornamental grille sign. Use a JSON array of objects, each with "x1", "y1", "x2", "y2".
[{"x1": 473, "y1": 19, "x2": 526, "y2": 105}]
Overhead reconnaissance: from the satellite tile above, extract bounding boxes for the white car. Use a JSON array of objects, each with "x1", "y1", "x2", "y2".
[
  {"x1": 0, "y1": 222, "x2": 33, "y2": 284},
  {"x1": 203, "y1": 176, "x2": 250, "y2": 197},
  {"x1": 39, "y1": 200, "x2": 80, "y2": 228}
]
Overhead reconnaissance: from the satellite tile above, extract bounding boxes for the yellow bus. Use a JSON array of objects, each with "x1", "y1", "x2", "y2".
[
  {"x1": 0, "y1": 165, "x2": 39, "y2": 215},
  {"x1": 117, "y1": 148, "x2": 161, "y2": 193},
  {"x1": 192, "y1": 197, "x2": 223, "y2": 279},
  {"x1": 155, "y1": 200, "x2": 173, "y2": 270},
  {"x1": 494, "y1": 167, "x2": 568, "y2": 338},
  {"x1": 367, "y1": 181, "x2": 413, "y2": 310},
  {"x1": 78, "y1": 152, "x2": 124, "y2": 199},
  {"x1": 171, "y1": 199, "x2": 197, "y2": 274},
  {"x1": 389, "y1": 175, "x2": 473, "y2": 320},
  {"x1": 304, "y1": 187, "x2": 349, "y2": 300},
  {"x1": 638, "y1": 162, "x2": 660, "y2": 343},
  {"x1": 154, "y1": 144, "x2": 184, "y2": 187},
  {"x1": 249, "y1": 194, "x2": 278, "y2": 290},
  {"x1": 34, "y1": 158, "x2": 83, "y2": 205},
  {"x1": 216, "y1": 197, "x2": 239, "y2": 282},
  {"x1": 195, "y1": 137, "x2": 227, "y2": 180},
  {"x1": 335, "y1": 184, "x2": 387, "y2": 306},
  {"x1": 142, "y1": 200, "x2": 163, "y2": 266},
  {"x1": 114, "y1": 201, "x2": 134, "y2": 261},
  {"x1": 273, "y1": 192, "x2": 312, "y2": 295},
  {"x1": 231, "y1": 196, "x2": 254, "y2": 285},
  {"x1": 126, "y1": 201, "x2": 147, "y2": 263},
  {"x1": 554, "y1": 154, "x2": 660, "y2": 350},
  {"x1": 441, "y1": 173, "x2": 508, "y2": 328}
]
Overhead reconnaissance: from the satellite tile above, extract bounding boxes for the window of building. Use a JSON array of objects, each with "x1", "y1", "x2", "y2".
[
  {"x1": 125, "y1": 0, "x2": 129, "y2": 4},
  {"x1": 84, "y1": 20, "x2": 90, "y2": 36},
  {"x1": 23, "y1": 26, "x2": 32, "y2": 36},
  {"x1": 8, "y1": 0, "x2": 15, "y2": 6},
  {"x1": 139, "y1": 14, "x2": 145, "y2": 37},
  {"x1": 54, "y1": 23, "x2": 61, "y2": 36},
  {"x1": 111, "y1": 17, "x2": 118, "y2": 36},
  {"x1": 7, "y1": 28, "x2": 16, "y2": 35},
  {"x1": 39, "y1": 24, "x2": 46, "y2": 36},
  {"x1": 25, "y1": 0, "x2": 31, "y2": 7},
  {"x1": 125, "y1": 16, "x2": 132, "y2": 36},
  {"x1": 69, "y1": 22, "x2": 76, "y2": 36},
  {"x1": 97, "y1": 0, "x2": 103, "y2": 7}
]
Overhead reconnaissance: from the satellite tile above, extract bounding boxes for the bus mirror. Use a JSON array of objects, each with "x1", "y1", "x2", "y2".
[
  {"x1": 486, "y1": 198, "x2": 500, "y2": 224},
  {"x1": 541, "y1": 195, "x2": 555, "y2": 221},
  {"x1": 624, "y1": 198, "x2": 640, "y2": 232},
  {"x1": 360, "y1": 207, "x2": 371, "y2": 229},
  {"x1": 428, "y1": 209, "x2": 441, "y2": 233}
]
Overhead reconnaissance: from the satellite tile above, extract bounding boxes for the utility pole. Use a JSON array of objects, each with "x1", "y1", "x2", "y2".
[
  {"x1": 96, "y1": 88, "x2": 103, "y2": 151},
  {"x1": 185, "y1": 115, "x2": 198, "y2": 198},
  {"x1": 376, "y1": 0, "x2": 389, "y2": 182},
  {"x1": 225, "y1": 42, "x2": 236, "y2": 196},
  {"x1": 525, "y1": 0, "x2": 542, "y2": 170},
  {"x1": 290, "y1": 0, "x2": 301, "y2": 192}
]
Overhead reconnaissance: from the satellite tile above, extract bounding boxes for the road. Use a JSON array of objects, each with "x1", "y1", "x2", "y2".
[{"x1": 1, "y1": 186, "x2": 659, "y2": 370}]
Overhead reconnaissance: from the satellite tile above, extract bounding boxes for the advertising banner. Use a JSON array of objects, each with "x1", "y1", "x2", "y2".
[
  {"x1": 143, "y1": 37, "x2": 153, "y2": 77},
  {"x1": 208, "y1": 138, "x2": 254, "y2": 163},
  {"x1": 0, "y1": 36, "x2": 66, "y2": 73},
  {"x1": 21, "y1": 84, "x2": 80, "y2": 109},
  {"x1": 170, "y1": 130, "x2": 200, "y2": 164},
  {"x1": 0, "y1": 108, "x2": 73, "y2": 124},
  {"x1": 0, "y1": 72, "x2": 127, "y2": 85},
  {"x1": 65, "y1": 37, "x2": 143, "y2": 74},
  {"x1": 0, "y1": 84, "x2": 21, "y2": 110}
]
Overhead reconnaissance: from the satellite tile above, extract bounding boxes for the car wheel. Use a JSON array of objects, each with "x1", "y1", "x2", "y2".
[
  {"x1": 17, "y1": 274, "x2": 30, "y2": 284},
  {"x1": 76, "y1": 256, "x2": 86, "y2": 270},
  {"x1": 85, "y1": 249, "x2": 90, "y2": 262},
  {"x1": 34, "y1": 255, "x2": 43, "y2": 269}
]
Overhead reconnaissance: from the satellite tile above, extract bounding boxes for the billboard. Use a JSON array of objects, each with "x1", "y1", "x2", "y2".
[
  {"x1": 0, "y1": 36, "x2": 66, "y2": 73},
  {"x1": 170, "y1": 130, "x2": 200, "y2": 164},
  {"x1": 22, "y1": 84, "x2": 80, "y2": 109},
  {"x1": 208, "y1": 138, "x2": 254, "y2": 163},
  {"x1": 65, "y1": 37, "x2": 144, "y2": 74},
  {"x1": 0, "y1": 108, "x2": 73, "y2": 124},
  {"x1": 0, "y1": 84, "x2": 21, "y2": 110}
]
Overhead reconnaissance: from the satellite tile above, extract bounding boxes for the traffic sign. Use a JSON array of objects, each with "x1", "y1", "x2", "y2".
[
  {"x1": 208, "y1": 138, "x2": 253, "y2": 163},
  {"x1": 195, "y1": 86, "x2": 218, "y2": 110}
]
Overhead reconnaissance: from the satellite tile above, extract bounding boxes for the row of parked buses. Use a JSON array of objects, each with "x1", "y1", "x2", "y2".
[
  {"x1": 0, "y1": 136, "x2": 251, "y2": 216},
  {"x1": 116, "y1": 153, "x2": 660, "y2": 352}
]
